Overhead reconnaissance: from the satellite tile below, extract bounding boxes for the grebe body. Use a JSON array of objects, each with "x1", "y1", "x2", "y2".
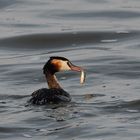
[
  {"x1": 30, "y1": 88, "x2": 71, "y2": 105},
  {"x1": 29, "y1": 56, "x2": 85, "y2": 105}
]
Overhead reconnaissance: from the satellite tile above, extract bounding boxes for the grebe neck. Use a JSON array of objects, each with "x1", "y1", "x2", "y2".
[{"x1": 45, "y1": 70, "x2": 61, "y2": 89}]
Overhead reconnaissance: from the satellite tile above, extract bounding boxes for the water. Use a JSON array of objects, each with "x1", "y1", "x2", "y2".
[{"x1": 0, "y1": 0, "x2": 140, "y2": 139}]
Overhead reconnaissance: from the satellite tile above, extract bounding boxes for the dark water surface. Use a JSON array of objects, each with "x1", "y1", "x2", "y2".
[{"x1": 0, "y1": 0, "x2": 140, "y2": 139}]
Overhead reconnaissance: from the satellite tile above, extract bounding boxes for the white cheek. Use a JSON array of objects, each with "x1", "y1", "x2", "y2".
[{"x1": 59, "y1": 61, "x2": 71, "y2": 71}]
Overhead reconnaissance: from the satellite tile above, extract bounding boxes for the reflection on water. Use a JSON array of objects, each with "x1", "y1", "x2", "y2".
[{"x1": 0, "y1": 0, "x2": 140, "y2": 140}]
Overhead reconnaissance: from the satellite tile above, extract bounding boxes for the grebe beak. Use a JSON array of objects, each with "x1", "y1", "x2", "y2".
[
  {"x1": 69, "y1": 63, "x2": 86, "y2": 84},
  {"x1": 70, "y1": 64, "x2": 82, "y2": 72}
]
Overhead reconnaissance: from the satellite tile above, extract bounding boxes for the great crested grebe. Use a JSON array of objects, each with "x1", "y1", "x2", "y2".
[{"x1": 29, "y1": 56, "x2": 85, "y2": 105}]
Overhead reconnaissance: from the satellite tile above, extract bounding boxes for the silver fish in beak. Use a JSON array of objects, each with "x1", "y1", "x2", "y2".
[
  {"x1": 68, "y1": 61, "x2": 86, "y2": 84},
  {"x1": 80, "y1": 70, "x2": 86, "y2": 84}
]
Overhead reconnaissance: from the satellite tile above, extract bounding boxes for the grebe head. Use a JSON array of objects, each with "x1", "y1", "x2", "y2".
[{"x1": 43, "y1": 56, "x2": 82, "y2": 74}]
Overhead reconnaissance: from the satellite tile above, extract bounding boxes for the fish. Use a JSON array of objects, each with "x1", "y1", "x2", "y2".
[{"x1": 80, "y1": 70, "x2": 86, "y2": 84}]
